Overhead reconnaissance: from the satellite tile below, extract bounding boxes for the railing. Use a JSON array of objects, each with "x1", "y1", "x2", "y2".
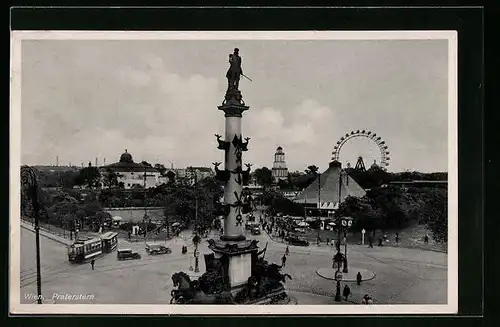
[{"x1": 21, "y1": 216, "x2": 72, "y2": 240}]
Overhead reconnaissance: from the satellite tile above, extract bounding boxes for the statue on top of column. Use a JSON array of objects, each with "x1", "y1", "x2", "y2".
[{"x1": 226, "y1": 48, "x2": 243, "y2": 91}]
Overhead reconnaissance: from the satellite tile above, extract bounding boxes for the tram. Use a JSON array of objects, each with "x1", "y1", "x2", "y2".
[
  {"x1": 101, "y1": 232, "x2": 118, "y2": 253},
  {"x1": 67, "y1": 236, "x2": 103, "y2": 263}
]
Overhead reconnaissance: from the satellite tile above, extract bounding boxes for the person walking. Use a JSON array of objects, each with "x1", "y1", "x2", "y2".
[
  {"x1": 281, "y1": 254, "x2": 287, "y2": 268},
  {"x1": 90, "y1": 259, "x2": 95, "y2": 270},
  {"x1": 285, "y1": 245, "x2": 290, "y2": 256},
  {"x1": 424, "y1": 233, "x2": 429, "y2": 244},
  {"x1": 356, "y1": 272, "x2": 362, "y2": 285},
  {"x1": 343, "y1": 285, "x2": 351, "y2": 301},
  {"x1": 368, "y1": 235, "x2": 374, "y2": 248},
  {"x1": 378, "y1": 237, "x2": 383, "y2": 247},
  {"x1": 395, "y1": 232, "x2": 400, "y2": 245}
]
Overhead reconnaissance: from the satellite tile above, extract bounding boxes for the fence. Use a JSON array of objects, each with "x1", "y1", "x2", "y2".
[{"x1": 21, "y1": 216, "x2": 72, "y2": 240}]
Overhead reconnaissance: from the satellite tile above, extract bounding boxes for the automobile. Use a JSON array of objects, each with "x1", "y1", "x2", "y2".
[
  {"x1": 251, "y1": 227, "x2": 261, "y2": 235},
  {"x1": 285, "y1": 235, "x2": 310, "y2": 246},
  {"x1": 117, "y1": 248, "x2": 141, "y2": 261},
  {"x1": 245, "y1": 222, "x2": 259, "y2": 230},
  {"x1": 145, "y1": 244, "x2": 172, "y2": 255},
  {"x1": 293, "y1": 228, "x2": 307, "y2": 234}
]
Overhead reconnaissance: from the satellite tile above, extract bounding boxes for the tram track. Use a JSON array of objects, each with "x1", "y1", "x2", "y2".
[{"x1": 20, "y1": 254, "x2": 191, "y2": 288}]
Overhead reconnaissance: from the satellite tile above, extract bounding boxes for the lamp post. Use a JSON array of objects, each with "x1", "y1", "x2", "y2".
[
  {"x1": 21, "y1": 165, "x2": 42, "y2": 304},
  {"x1": 190, "y1": 166, "x2": 200, "y2": 273},
  {"x1": 333, "y1": 249, "x2": 343, "y2": 302},
  {"x1": 143, "y1": 167, "x2": 148, "y2": 244},
  {"x1": 341, "y1": 218, "x2": 352, "y2": 273}
]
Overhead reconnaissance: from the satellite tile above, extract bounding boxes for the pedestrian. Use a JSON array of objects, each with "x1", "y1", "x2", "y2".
[
  {"x1": 424, "y1": 233, "x2": 429, "y2": 244},
  {"x1": 285, "y1": 246, "x2": 289, "y2": 256},
  {"x1": 368, "y1": 236, "x2": 373, "y2": 248},
  {"x1": 281, "y1": 254, "x2": 287, "y2": 267},
  {"x1": 90, "y1": 259, "x2": 95, "y2": 270},
  {"x1": 378, "y1": 237, "x2": 383, "y2": 247},
  {"x1": 128, "y1": 231, "x2": 131, "y2": 240},
  {"x1": 395, "y1": 232, "x2": 400, "y2": 245},
  {"x1": 343, "y1": 284, "x2": 351, "y2": 301},
  {"x1": 326, "y1": 238, "x2": 330, "y2": 246},
  {"x1": 356, "y1": 272, "x2": 362, "y2": 285}
]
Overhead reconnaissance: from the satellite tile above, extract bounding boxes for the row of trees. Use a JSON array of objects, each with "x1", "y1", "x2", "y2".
[
  {"x1": 21, "y1": 186, "x2": 111, "y2": 232},
  {"x1": 22, "y1": 167, "x2": 225, "y2": 234},
  {"x1": 336, "y1": 186, "x2": 447, "y2": 242},
  {"x1": 36, "y1": 162, "x2": 177, "y2": 190},
  {"x1": 253, "y1": 164, "x2": 447, "y2": 192}
]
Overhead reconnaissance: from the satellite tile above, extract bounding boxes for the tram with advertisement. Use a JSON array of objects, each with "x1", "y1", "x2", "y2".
[{"x1": 67, "y1": 232, "x2": 119, "y2": 263}]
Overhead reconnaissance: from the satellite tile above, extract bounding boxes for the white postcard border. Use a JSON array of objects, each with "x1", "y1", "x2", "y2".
[{"x1": 9, "y1": 30, "x2": 458, "y2": 315}]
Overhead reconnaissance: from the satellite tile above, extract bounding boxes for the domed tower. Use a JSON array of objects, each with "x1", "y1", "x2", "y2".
[
  {"x1": 119, "y1": 149, "x2": 134, "y2": 163},
  {"x1": 272, "y1": 146, "x2": 289, "y2": 182}
]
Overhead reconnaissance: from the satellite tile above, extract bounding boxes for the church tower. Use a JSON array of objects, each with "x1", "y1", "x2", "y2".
[{"x1": 272, "y1": 146, "x2": 289, "y2": 182}]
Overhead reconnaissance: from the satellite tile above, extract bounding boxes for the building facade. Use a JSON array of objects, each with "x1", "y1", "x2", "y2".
[
  {"x1": 100, "y1": 150, "x2": 161, "y2": 189},
  {"x1": 272, "y1": 146, "x2": 289, "y2": 182}
]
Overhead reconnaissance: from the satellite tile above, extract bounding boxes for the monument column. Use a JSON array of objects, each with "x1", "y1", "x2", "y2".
[
  {"x1": 219, "y1": 96, "x2": 248, "y2": 241},
  {"x1": 170, "y1": 48, "x2": 292, "y2": 304}
]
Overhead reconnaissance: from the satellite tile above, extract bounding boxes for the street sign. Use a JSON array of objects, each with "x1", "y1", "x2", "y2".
[{"x1": 335, "y1": 271, "x2": 343, "y2": 281}]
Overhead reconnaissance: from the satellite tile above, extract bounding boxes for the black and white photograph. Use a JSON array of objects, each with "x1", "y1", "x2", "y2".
[{"x1": 10, "y1": 31, "x2": 458, "y2": 315}]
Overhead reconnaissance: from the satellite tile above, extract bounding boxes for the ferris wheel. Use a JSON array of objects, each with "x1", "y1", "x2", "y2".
[{"x1": 331, "y1": 130, "x2": 390, "y2": 170}]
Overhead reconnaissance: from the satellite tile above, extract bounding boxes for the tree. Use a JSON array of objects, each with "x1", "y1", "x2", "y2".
[
  {"x1": 78, "y1": 166, "x2": 101, "y2": 189},
  {"x1": 154, "y1": 163, "x2": 167, "y2": 176},
  {"x1": 336, "y1": 196, "x2": 380, "y2": 233},
  {"x1": 166, "y1": 170, "x2": 176, "y2": 184},
  {"x1": 421, "y1": 188, "x2": 447, "y2": 242},
  {"x1": 253, "y1": 167, "x2": 273, "y2": 188},
  {"x1": 103, "y1": 168, "x2": 119, "y2": 189},
  {"x1": 304, "y1": 165, "x2": 319, "y2": 175}
]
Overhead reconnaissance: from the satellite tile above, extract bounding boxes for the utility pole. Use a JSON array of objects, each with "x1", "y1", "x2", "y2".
[
  {"x1": 317, "y1": 171, "x2": 321, "y2": 244},
  {"x1": 21, "y1": 166, "x2": 43, "y2": 304},
  {"x1": 143, "y1": 167, "x2": 148, "y2": 244},
  {"x1": 192, "y1": 166, "x2": 200, "y2": 273}
]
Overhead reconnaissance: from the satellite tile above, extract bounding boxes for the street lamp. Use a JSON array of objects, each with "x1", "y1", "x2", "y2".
[
  {"x1": 190, "y1": 166, "x2": 200, "y2": 273},
  {"x1": 21, "y1": 165, "x2": 42, "y2": 304},
  {"x1": 333, "y1": 251, "x2": 343, "y2": 302},
  {"x1": 341, "y1": 218, "x2": 353, "y2": 273}
]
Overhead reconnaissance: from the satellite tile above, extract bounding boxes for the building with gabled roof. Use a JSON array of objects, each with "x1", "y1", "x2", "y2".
[{"x1": 293, "y1": 161, "x2": 366, "y2": 212}]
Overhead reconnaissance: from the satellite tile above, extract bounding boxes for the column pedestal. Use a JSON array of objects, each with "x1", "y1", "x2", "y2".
[{"x1": 209, "y1": 239, "x2": 258, "y2": 294}]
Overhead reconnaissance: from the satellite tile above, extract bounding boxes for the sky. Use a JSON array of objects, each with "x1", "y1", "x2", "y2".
[{"x1": 19, "y1": 38, "x2": 449, "y2": 173}]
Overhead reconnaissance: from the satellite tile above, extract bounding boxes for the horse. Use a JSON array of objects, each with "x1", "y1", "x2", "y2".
[{"x1": 170, "y1": 272, "x2": 194, "y2": 304}]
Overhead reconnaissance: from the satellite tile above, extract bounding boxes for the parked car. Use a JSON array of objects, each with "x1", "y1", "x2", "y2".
[
  {"x1": 117, "y1": 248, "x2": 141, "y2": 261},
  {"x1": 285, "y1": 235, "x2": 310, "y2": 246},
  {"x1": 251, "y1": 227, "x2": 261, "y2": 235},
  {"x1": 145, "y1": 244, "x2": 172, "y2": 255}
]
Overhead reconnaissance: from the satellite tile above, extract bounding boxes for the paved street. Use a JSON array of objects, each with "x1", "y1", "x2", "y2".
[{"x1": 20, "y1": 226, "x2": 447, "y2": 305}]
